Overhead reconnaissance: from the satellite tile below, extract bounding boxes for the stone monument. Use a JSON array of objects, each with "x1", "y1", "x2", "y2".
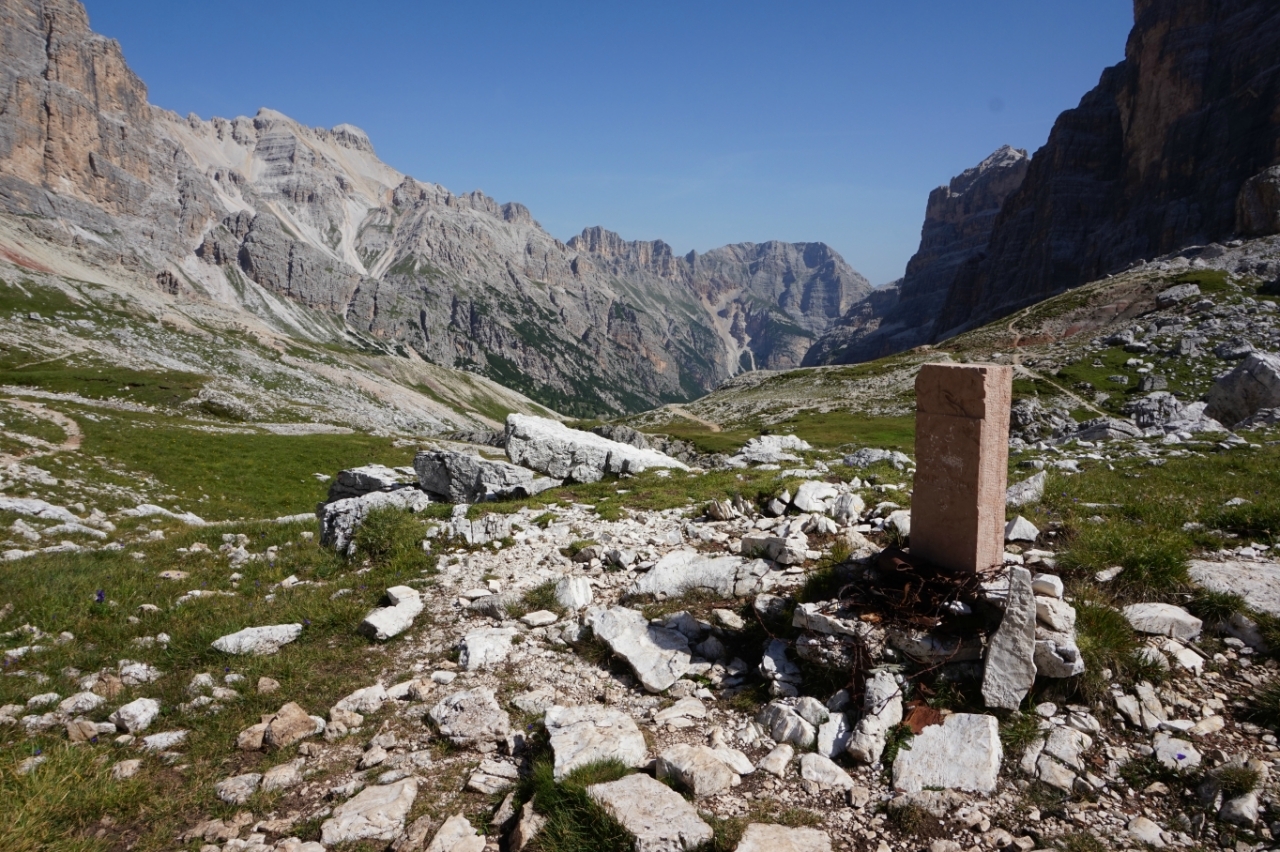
[{"x1": 910, "y1": 362, "x2": 1013, "y2": 574}]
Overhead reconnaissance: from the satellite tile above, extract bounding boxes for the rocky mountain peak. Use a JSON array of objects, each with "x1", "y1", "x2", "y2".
[{"x1": 330, "y1": 122, "x2": 375, "y2": 153}]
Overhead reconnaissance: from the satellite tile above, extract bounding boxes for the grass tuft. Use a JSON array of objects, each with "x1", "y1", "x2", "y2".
[
  {"x1": 521, "y1": 759, "x2": 633, "y2": 852},
  {"x1": 1248, "y1": 680, "x2": 1280, "y2": 729}
]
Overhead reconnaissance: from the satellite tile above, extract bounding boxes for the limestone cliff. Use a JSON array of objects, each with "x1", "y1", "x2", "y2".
[{"x1": 0, "y1": 0, "x2": 869, "y2": 416}]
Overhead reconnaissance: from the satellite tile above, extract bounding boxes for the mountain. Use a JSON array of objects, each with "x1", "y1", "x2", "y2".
[
  {"x1": 0, "y1": 0, "x2": 869, "y2": 417},
  {"x1": 805, "y1": 145, "x2": 1028, "y2": 364}
]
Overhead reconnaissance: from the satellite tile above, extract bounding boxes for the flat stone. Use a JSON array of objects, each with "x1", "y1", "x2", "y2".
[
  {"x1": 891, "y1": 713, "x2": 1002, "y2": 793},
  {"x1": 333, "y1": 684, "x2": 388, "y2": 715},
  {"x1": 758, "y1": 743, "x2": 794, "y2": 776},
  {"x1": 591, "y1": 607, "x2": 690, "y2": 693},
  {"x1": 554, "y1": 576, "x2": 594, "y2": 610},
  {"x1": 1189, "y1": 559, "x2": 1280, "y2": 616},
  {"x1": 262, "y1": 758, "x2": 305, "y2": 791},
  {"x1": 653, "y1": 696, "x2": 707, "y2": 724},
  {"x1": 544, "y1": 704, "x2": 647, "y2": 781},
  {"x1": 459, "y1": 627, "x2": 518, "y2": 671},
  {"x1": 211, "y1": 624, "x2": 302, "y2": 655},
  {"x1": 1123, "y1": 603, "x2": 1202, "y2": 641},
  {"x1": 110, "y1": 697, "x2": 160, "y2": 733},
  {"x1": 321, "y1": 779, "x2": 418, "y2": 846},
  {"x1": 520, "y1": 610, "x2": 559, "y2": 628},
  {"x1": 1006, "y1": 471, "x2": 1047, "y2": 508},
  {"x1": 425, "y1": 812, "x2": 487, "y2": 852},
  {"x1": 430, "y1": 688, "x2": 510, "y2": 746},
  {"x1": 630, "y1": 549, "x2": 765, "y2": 598},
  {"x1": 587, "y1": 772, "x2": 713, "y2": 852},
  {"x1": 506, "y1": 414, "x2": 689, "y2": 483},
  {"x1": 140, "y1": 730, "x2": 187, "y2": 750},
  {"x1": 735, "y1": 823, "x2": 832, "y2": 852},
  {"x1": 799, "y1": 753, "x2": 854, "y2": 790},
  {"x1": 657, "y1": 743, "x2": 740, "y2": 797},
  {"x1": 359, "y1": 586, "x2": 423, "y2": 641},
  {"x1": 414, "y1": 450, "x2": 544, "y2": 503},
  {"x1": 1035, "y1": 597, "x2": 1076, "y2": 633},
  {"x1": 816, "y1": 712, "x2": 852, "y2": 759},
  {"x1": 264, "y1": 702, "x2": 320, "y2": 749},
  {"x1": 1030, "y1": 573, "x2": 1063, "y2": 598},
  {"x1": 58, "y1": 691, "x2": 105, "y2": 715},
  {"x1": 1152, "y1": 732, "x2": 1200, "y2": 771},
  {"x1": 981, "y1": 567, "x2": 1037, "y2": 710},
  {"x1": 215, "y1": 773, "x2": 262, "y2": 804},
  {"x1": 1126, "y1": 816, "x2": 1165, "y2": 848}
]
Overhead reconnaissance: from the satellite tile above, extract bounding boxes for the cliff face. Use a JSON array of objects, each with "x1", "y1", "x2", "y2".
[
  {"x1": 0, "y1": 0, "x2": 869, "y2": 416},
  {"x1": 805, "y1": 146, "x2": 1028, "y2": 364},
  {"x1": 932, "y1": 0, "x2": 1280, "y2": 339}
]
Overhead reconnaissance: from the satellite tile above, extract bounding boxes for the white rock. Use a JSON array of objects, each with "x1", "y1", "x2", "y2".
[
  {"x1": 1220, "y1": 792, "x2": 1260, "y2": 827},
  {"x1": 506, "y1": 414, "x2": 688, "y2": 483},
  {"x1": 758, "y1": 743, "x2": 794, "y2": 777},
  {"x1": 211, "y1": 624, "x2": 303, "y2": 655},
  {"x1": 886, "y1": 510, "x2": 911, "y2": 537},
  {"x1": 333, "y1": 684, "x2": 388, "y2": 715},
  {"x1": 58, "y1": 691, "x2": 104, "y2": 715},
  {"x1": 586, "y1": 772, "x2": 712, "y2": 852},
  {"x1": 215, "y1": 773, "x2": 262, "y2": 804},
  {"x1": 318, "y1": 488, "x2": 431, "y2": 554},
  {"x1": 816, "y1": 712, "x2": 852, "y2": 759},
  {"x1": 544, "y1": 704, "x2": 647, "y2": 781},
  {"x1": 1030, "y1": 573, "x2": 1063, "y2": 598},
  {"x1": 359, "y1": 587, "x2": 423, "y2": 641},
  {"x1": 981, "y1": 567, "x2": 1037, "y2": 710},
  {"x1": 799, "y1": 753, "x2": 853, "y2": 790},
  {"x1": 1189, "y1": 559, "x2": 1280, "y2": 617},
  {"x1": 414, "y1": 450, "x2": 550, "y2": 503},
  {"x1": 554, "y1": 576, "x2": 594, "y2": 610},
  {"x1": 792, "y1": 481, "x2": 838, "y2": 513},
  {"x1": 1006, "y1": 471, "x2": 1046, "y2": 507},
  {"x1": 1035, "y1": 597, "x2": 1076, "y2": 632},
  {"x1": 109, "y1": 698, "x2": 160, "y2": 733},
  {"x1": 757, "y1": 703, "x2": 816, "y2": 749},
  {"x1": 830, "y1": 493, "x2": 865, "y2": 525},
  {"x1": 140, "y1": 730, "x2": 187, "y2": 750},
  {"x1": 591, "y1": 607, "x2": 690, "y2": 692},
  {"x1": 520, "y1": 610, "x2": 559, "y2": 628},
  {"x1": 429, "y1": 689, "x2": 510, "y2": 745},
  {"x1": 460, "y1": 627, "x2": 518, "y2": 671},
  {"x1": 653, "y1": 696, "x2": 706, "y2": 724},
  {"x1": 1126, "y1": 816, "x2": 1165, "y2": 848},
  {"x1": 1152, "y1": 732, "x2": 1200, "y2": 771},
  {"x1": 111, "y1": 759, "x2": 141, "y2": 780},
  {"x1": 891, "y1": 714, "x2": 1002, "y2": 793},
  {"x1": 1034, "y1": 631, "x2": 1085, "y2": 678},
  {"x1": 657, "y1": 743, "x2": 740, "y2": 797},
  {"x1": 426, "y1": 812, "x2": 487, "y2": 852},
  {"x1": 847, "y1": 670, "x2": 903, "y2": 764},
  {"x1": 631, "y1": 549, "x2": 766, "y2": 598},
  {"x1": 735, "y1": 823, "x2": 832, "y2": 852},
  {"x1": 1004, "y1": 516, "x2": 1039, "y2": 542},
  {"x1": 321, "y1": 779, "x2": 419, "y2": 846},
  {"x1": 1122, "y1": 603, "x2": 1202, "y2": 641},
  {"x1": 262, "y1": 758, "x2": 305, "y2": 792}
]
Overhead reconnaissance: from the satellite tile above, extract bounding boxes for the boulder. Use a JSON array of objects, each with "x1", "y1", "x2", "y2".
[
  {"x1": 831, "y1": 493, "x2": 865, "y2": 525},
  {"x1": 321, "y1": 779, "x2": 418, "y2": 846},
  {"x1": 327, "y1": 465, "x2": 415, "y2": 501},
  {"x1": 630, "y1": 549, "x2": 770, "y2": 598},
  {"x1": 843, "y1": 448, "x2": 911, "y2": 469},
  {"x1": 318, "y1": 488, "x2": 432, "y2": 554},
  {"x1": 505, "y1": 415, "x2": 688, "y2": 483},
  {"x1": 735, "y1": 824, "x2": 831, "y2": 852},
  {"x1": 1074, "y1": 417, "x2": 1143, "y2": 442},
  {"x1": 414, "y1": 450, "x2": 557, "y2": 503},
  {"x1": 264, "y1": 702, "x2": 321, "y2": 750},
  {"x1": 554, "y1": 576, "x2": 594, "y2": 610},
  {"x1": 799, "y1": 753, "x2": 854, "y2": 790},
  {"x1": 891, "y1": 713, "x2": 1002, "y2": 793},
  {"x1": 757, "y1": 702, "x2": 816, "y2": 749},
  {"x1": 846, "y1": 670, "x2": 903, "y2": 764},
  {"x1": 429, "y1": 688, "x2": 510, "y2": 745},
  {"x1": 109, "y1": 697, "x2": 160, "y2": 733},
  {"x1": 1005, "y1": 471, "x2": 1047, "y2": 508},
  {"x1": 591, "y1": 607, "x2": 690, "y2": 693},
  {"x1": 545, "y1": 704, "x2": 647, "y2": 781},
  {"x1": 981, "y1": 567, "x2": 1037, "y2": 710},
  {"x1": 1122, "y1": 603, "x2": 1202, "y2": 641},
  {"x1": 211, "y1": 624, "x2": 302, "y2": 656},
  {"x1": 586, "y1": 772, "x2": 713, "y2": 852},
  {"x1": 1156, "y1": 283, "x2": 1201, "y2": 308},
  {"x1": 359, "y1": 586, "x2": 424, "y2": 641},
  {"x1": 459, "y1": 627, "x2": 518, "y2": 671},
  {"x1": 657, "y1": 744, "x2": 740, "y2": 797},
  {"x1": 792, "y1": 481, "x2": 838, "y2": 513},
  {"x1": 1205, "y1": 352, "x2": 1280, "y2": 427}
]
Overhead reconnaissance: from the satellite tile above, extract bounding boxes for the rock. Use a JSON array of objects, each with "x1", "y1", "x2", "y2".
[
  {"x1": 758, "y1": 744, "x2": 794, "y2": 776},
  {"x1": 757, "y1": 702, "x2": 817, "y2": 749},
  {"x1": 505, "y1": 415, "x2": 689, "y2": 483},
  {"x1": 1005, "y1": 471, "x2": 1046, "y2": 507},
  {"x1": 885, "y1": 510, "x2": 911, "y2": 538},
  {"x1": 544, "y1": 704, "x2": 647, "y2": 781},
  {"x1": 587, "y1": 772, "x2": 713, "y2": 852},
  {"x1": 554, "y1": 576, "x2": 594, "y2": 610},
  {"x1": 1126, "y1": 816, "x2": 1165, "y2": 848},
  {"x1": 1219, "y1": 792, "x2": 1260, "y2": 827},
  {"x1": 653, "y1": 696, "x2": 707, "y2": 725},
  {"x1": 1074, "y1": 417, "x2": 1143, "y2": 442},
  {"x1": 1035, "y1": 598, "x2": 1076, "y2": 633},
  {"x1": 816, "y1": 713, "x2": 852, "y2": 759},
  {"x1": 657, "y1": 743, "x2": 740, "y2": 797},
  {"x1": 1034, "y1": 632, "x2": 1085, "y2": 678},
  {"x1": 333, "y1": 684, "x2": 388, "y2": 715},
  {"x1": 712, "y1": 746, "x2": 755, "y2": 776},
  {"x1": 831, "y1": 493, "x2": 866, "y2": 525},
  {"x1": 211, "y1": 624, "x2": 303, "y2": 655},
  {"x1": 359, "y1": 586, "x2": 424, "y2": 641},
  {"x1": 414, "y1": 449, "x2": 556, "y2": 503},
  {"x1": 1156, "y1": 282, "x2": 1201, "y2": 308},
  {"x1": 429, "y1": 688, "x2": 510, "y2": 746},
  {"x1": 847, "y1": 670, "x2": 904, "y2": 764},
  {"x1": 591, "y1": 607, "x2": 690, "y2": 693},
  {"x1": 510, "y1": 802, "x2": 546, "y2": 852},
  {"x1": 1205, "y1": 352, "x2": 1280, "y2": 427},
  {"x1": 110, "y1": 697, "x2": 160, "y2": 733},
  {"x1": 792, "y1": 481, "x2": 838, "y2": 513},
  {"x1": 215, "y1": 773, "x2": 262, "y2": 804},
  {"x1": 631, "y1": 549, "x2": 769, "y2": 598},
  {"x1": 736, "y1": 435, "x2": 812, "y2": 465},
  {"x1": 262, "y1": 758, "x2": 305, "y2": 792},
  {"x1": 257, "y1": 677, "x2": 280, "y2": 694},
  {"x1": 1004, "y1": 516, "x2": 1039, "y2": 542},
  {"x1": 1189, "y1": 559, "x2": 1280, "y2": 616},
  {"x1": 1123, "y1": 603, "x2": 1202, "y2": 641},
  {"x1": 327, "y1": 464, "x2": 414, "y2": 501},
  {"x1": 139, "y1": 730, "x2": 188, "y2": 750},
  {"x1": 459, "y1": 627, "x2": 518, "y2": 671},
  {"x1": 891, "y1": 714, "x2": 1002, "y2": 793},
  {"x1": 735, "y1": 823, "x2": 832, "y2": 852},
  {"x1": 1152, "y1": 732, "x2": 1200, "y2": 771},
  {"x1": 318, "y1": 488, "x2": 432, "y2": 554},
  {"x1": 1030, "y1": 573, "x2": 1063, "y2": 598},
  {"x1": 467, "y1": 759, "x2": 520, "y2": 795},
  {"x1": 424, "y1": 813, "x2": 486, "y2": 852},
  {"x1": 111, "y1": 759, "x2": 141, "y2": 780},
  {"x1": 842, "y1": 448, "x2": 911, "y2": 469},
  {"x1": 799, "y1": 753, "x2": 854, "y2": 790},
  {"x1": 981, "y1": 567, "x2": 1037, "y2": 710},
  {"x1": 58, "y1": 691, "x2": 105, "y2": 715},
  {"x1": 321, "y1": 779, "x2": 418, "y2": 846},
  {"x1": 264, "y1": 702, "x2": 322, "y2": 750}
]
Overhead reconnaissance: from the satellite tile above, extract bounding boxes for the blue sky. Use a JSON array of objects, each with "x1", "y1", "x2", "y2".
[{"x1": 86, "y1": 1, "x2": 1133, "y2": 286}]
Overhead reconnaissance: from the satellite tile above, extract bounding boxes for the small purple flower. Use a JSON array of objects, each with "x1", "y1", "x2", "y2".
[
  {"x1": 303, "y1": 618, "x2": 311, "y2": 626},
  {"x1": 94, "y1": 589, "x2": 105, "y2": 604},
  {"x1": 1176, "y1": 752, "x2": 1186, "y2": 761},
  {"x1": 33, "y1": 747, "x2": 42, "y2": 756}
]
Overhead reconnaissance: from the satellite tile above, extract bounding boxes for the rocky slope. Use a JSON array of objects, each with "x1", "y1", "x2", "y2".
[
  {"x1": 808, "y1": 146, "x2": 1028, "y2": 364},
  {"x1": 0, "y1": 0, "x2": 869, "y2": 418}
]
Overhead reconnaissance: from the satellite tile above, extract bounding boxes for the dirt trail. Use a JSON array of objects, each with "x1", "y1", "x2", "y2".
[
  {"x1": 0, "y1": 398, "x2": 82, "y2": 463},
  {"x1": 663, "y1": 405, "x2": 722, "y2": 432},
  {"x1": 1006, "y1": 309, "x2": 1107, "y2": 418}
]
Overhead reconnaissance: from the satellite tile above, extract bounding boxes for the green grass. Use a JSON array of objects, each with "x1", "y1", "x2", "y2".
[
  {"x1": 705, "y1": 800, "x2": 823, "y2": 852},
  {"x1": 352, "y1": 505, "x2": 437, "y2": 575},
  {"x1": 507, "y1": 580, "x2": 565, "y2": 620},
  {"x1": 1072, "y1": 596, "x2": 1165, "y2": 702},
  {"x1": 1248, "y1": 680, "x2": 1280, "y2": 729},
  {"x1": 518, "y1": 759, "x2": 634, "y2": 852}
]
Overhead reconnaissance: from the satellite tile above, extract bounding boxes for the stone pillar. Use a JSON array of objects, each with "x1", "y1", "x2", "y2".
[{"x1": 911, "y1": 363, "x2": 1012, "y2": 573}]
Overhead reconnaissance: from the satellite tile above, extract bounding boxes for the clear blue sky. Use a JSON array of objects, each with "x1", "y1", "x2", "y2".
[{"x1": 85, "y1": 1, "x2": 1133, "y2": 286}]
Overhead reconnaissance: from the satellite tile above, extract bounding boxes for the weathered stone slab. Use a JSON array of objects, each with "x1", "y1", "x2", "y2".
[
  {"x1": 630, "y1": 549, "x2": 770, "y2": 598},
  {"x1": 891, "y1": 713, "x2": 1002, "y2": 793},
  {"x1": 657, "y1": 743, "x2": 740, "y2": 797},
  {"x1": 321, "y1": 778, "x2": 418, "y2": 846},
  {"x1": 429, "y1": 688, "x2": 510, "y2": 745},
  {"x1": 359, "y1": 586, "x2": 423, "y2": 641},
  {"x1": 911, "y1": 363, "x2": 1012, "y2": 573},
  {"x1": 587, "y1": 772, "x2": 713, "y2": 852},
  {"x1": 506, "y1": 414, "x2": 689, "y2": 483},
  {"x1": 211, "y1": 624, "x2": 302, "y2": 655},
  {"x1": 591, "y1": 607, "x2": 690, "y2": 692},
  {"x1": 415, "y1": 450, "x2": 557, "y2": 503},
  {"x1": 734, "y1": 823, "x2": 832, "y2": 852},
  {"x1": 1190, "y1": 559, "x2": 1280, "y2": 616},
  {"x1": 545, "y1": 705, "x2": 647, "y2": 781},
  {"x1": 982, "y1": 567, "x2": 1037, "y2": 710},
  {"x1": 1205, "y1": 351, "x2": 1280, "y2": 427},
  {"x1": 1123, "y1": 603, "x2": 1202, "y2": 641}
]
